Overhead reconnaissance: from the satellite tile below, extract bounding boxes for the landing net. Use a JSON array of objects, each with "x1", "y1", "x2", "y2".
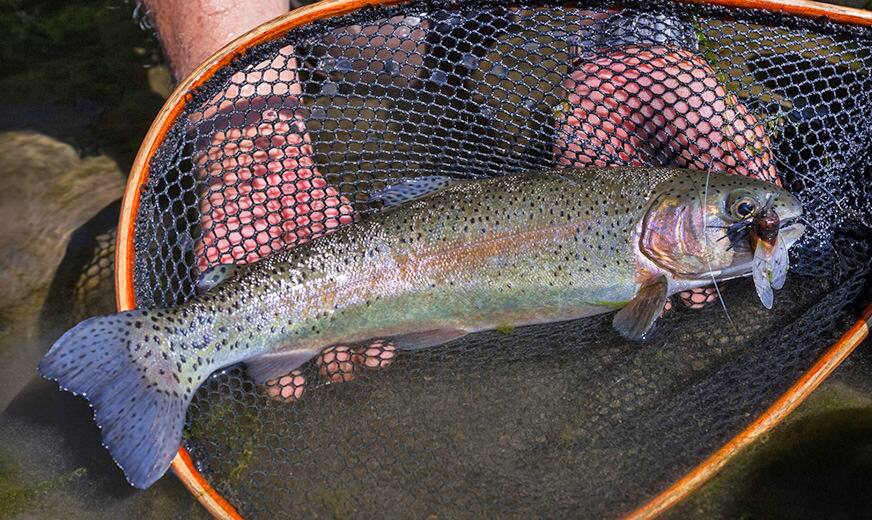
[{"x1": 126, "y1": 1, "x2": 872, "y2": 517}]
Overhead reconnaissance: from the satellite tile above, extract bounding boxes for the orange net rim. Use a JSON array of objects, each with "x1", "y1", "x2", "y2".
[{"x1": 114, "y1": 0, "x2": 872, "y2": 518}]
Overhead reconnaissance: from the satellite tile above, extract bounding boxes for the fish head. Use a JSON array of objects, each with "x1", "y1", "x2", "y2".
[{"x1": 639, "y1": 171, "x2": 803, "y2": 284}]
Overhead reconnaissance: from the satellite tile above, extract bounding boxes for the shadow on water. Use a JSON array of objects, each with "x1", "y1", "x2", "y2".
[
  {"x1": 3, "y1": 378, "x2": 136, "y2": 499},
  {"x1": 39, "y1": 200, "x2": 121, "y2": 337},
  {"x1": 725, "y1": 406, "x2": 872, "y2": 520},
  {"x1": 0, "y1": 196, "x2": 205, "y2": 515},
  {"x1": 1, "y1": 201, "x2": 129, "y2": 498},
  {"x1": 2, "y1": 199, "x2": 134, "y2": 493},
  {"x1": 0, "y1": 1, "x2": 191, "y2": 508}
]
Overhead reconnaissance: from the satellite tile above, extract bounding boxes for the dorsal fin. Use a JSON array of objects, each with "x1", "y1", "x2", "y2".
[
  {"x1": 196, "y1": 263, "x2": 237, "y2": 295},
  {"x1": 370, "y1": 175, "x2": 458, "y2": 209}
]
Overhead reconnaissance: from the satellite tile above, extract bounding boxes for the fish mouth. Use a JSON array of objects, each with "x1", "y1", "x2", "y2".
[
  {"x1": 766, "y1": 190, "x2": 803, "y2": 243},
  {"x1": 707, "y1": 249, "x2": 756, "y2": 282},
  {"x1": 696, "y1": 221, "x2": 806, "y2": 284},
  {"x1": 773, "y1": 187, "x2": 803, "y2": 247},
  {"x1": 711, "y1": 189, "x2": 803, "y2": 281},
  {"x1": 776, "y1": 222, "x2": 805, "y2": 247}
]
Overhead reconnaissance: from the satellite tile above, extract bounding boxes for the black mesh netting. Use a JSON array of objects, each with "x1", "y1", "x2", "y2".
[{"x1": 129, "y1": 1, "x2": 872, "y2": 517}]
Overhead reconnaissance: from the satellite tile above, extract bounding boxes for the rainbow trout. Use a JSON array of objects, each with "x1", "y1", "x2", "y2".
[{"x1": 40, "y1": 167, "x2": 803, "y2": 488}]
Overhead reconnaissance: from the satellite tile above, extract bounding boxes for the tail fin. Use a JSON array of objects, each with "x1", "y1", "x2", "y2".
[{"x1": 38, "y1": 310, "x2": 192, "y2": 489}]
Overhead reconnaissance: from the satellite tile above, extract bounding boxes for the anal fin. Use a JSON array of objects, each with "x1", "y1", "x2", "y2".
[
  {"x1": 612, "y1": 277, "x2": 668, "y2": 341},
  {"x1": 390, "y1": 328, "x2": 469, "y2": 350},
  {"x1": 246, "y1": 350, "x2": 319, "y2": 384}
]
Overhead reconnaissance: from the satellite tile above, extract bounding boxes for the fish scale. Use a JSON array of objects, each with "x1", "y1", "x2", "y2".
[{"x1": 38, "y1": 166, "x2": 802, "y2": 490}]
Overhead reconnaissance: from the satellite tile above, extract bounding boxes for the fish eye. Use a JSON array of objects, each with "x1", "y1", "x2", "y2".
[{"x1": 730, "y1": 196, "x2": 757, "y2": 220}]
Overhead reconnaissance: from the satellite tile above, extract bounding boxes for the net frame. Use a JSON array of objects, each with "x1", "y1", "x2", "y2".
[{"x1": 115, "y1": 0, "x2": 872, "y2": 517}]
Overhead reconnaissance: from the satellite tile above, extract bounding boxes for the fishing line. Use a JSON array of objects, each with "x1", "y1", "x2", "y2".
[{"x1": 700, "y1": 161, "x2": 738, "y2": 332}]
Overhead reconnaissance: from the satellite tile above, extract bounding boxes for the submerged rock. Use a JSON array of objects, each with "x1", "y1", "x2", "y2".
[
  {"x1": 0, "y1": 131, "x2": 123, "y2": 406},
  {"x1": 0, "y1": 131, "x2": 204, "y2": 518}
]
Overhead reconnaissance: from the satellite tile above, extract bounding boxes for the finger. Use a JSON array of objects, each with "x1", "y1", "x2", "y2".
[
  {"x1": 263, "y1": 369, "x2": 307, "y2": 403},
  {"x1": 352, "y1": 340, "x2": 398, "y2": 369},
  {"x1": 679, "y1": 287, "x2": 719, "y2": 309},
  {"x1": 555, "y1": 45, "x2": 777, "y2": 182},
  {"x1": 316, "y1": 345, "x2": 357, "y2": 383}
]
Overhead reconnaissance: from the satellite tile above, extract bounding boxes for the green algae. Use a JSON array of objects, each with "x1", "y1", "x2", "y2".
[
  {"x1": 226, "y1": 445, "x2": 254, "y2": 482},
  {"x1": 0, "y1": 0, "x2": 165, "y2": 164},
  {"x1": 693, "y1": 19, "x2": 725, "y2": 78},
  {"x1": 0, "y1": 454, "x2": 28, "y2": 520},
  {"x1": 495, "y1": 324, "x2": 516, "y2": 334},
  {"x1": 184, "y1": 398, "x2": 261, "y2": 486},
  {"x1": 0, "y1": 0, "x2": 161, "y2": 104},
  {"x1": 185, "y1": 399, "x2": 260, "y2": 447}
]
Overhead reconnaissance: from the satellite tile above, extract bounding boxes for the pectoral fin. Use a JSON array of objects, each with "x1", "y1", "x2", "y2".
[{"x1": 612, "y1": 277, "x2": 668, "y2": 341}]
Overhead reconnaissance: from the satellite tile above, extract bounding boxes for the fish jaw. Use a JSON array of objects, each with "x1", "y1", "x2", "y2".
[
  {"x1": 671, "y1": 221, "x2": 805, "y2": 292},
  {"x1": 779, "y1": 223, "x2": 805, "y2": 248}
]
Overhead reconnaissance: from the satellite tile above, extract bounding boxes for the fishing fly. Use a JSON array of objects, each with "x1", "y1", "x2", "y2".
[
  {"x1": 707, "y1": 193, "x2": 796, "y2": 309},
  {"x1": 750, "y1": 195, "x2": 791, "y2": 309}
]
